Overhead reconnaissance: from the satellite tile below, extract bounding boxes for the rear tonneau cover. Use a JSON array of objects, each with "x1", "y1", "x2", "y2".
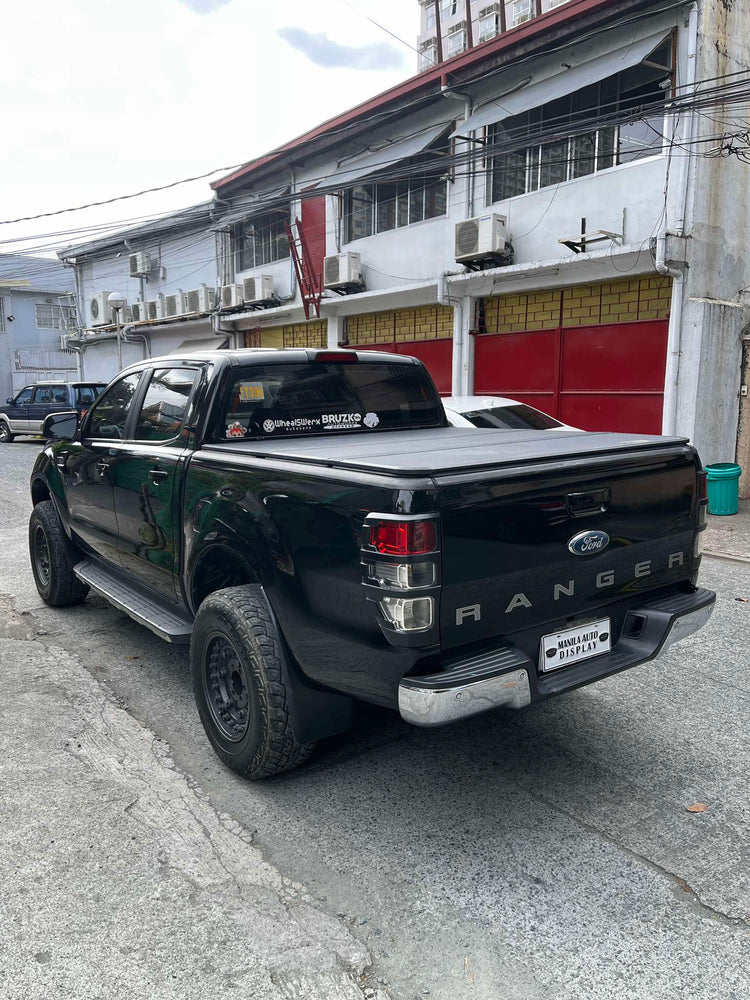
[{"x1": 203, "y1": 428, "x2": 691, "y2": 478}]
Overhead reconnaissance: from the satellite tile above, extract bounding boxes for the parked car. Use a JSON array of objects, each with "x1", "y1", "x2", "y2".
[
  {"x1": 444, "y1": 395, "x2": 581, "y2": 431},
  {"x1": 0, "y1": 381, "x2": 106, "y2": 443},
  {"x1": 29, "y1": 350, "x2": 713, "y2": 780}
]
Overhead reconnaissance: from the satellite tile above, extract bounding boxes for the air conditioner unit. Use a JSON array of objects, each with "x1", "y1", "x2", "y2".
[
  {"x1": 221, "y1": 284, "x2": 244, "y2": 309},
  {"x1": 121, "y1": 306, "x2": 133, "y2": 324},
  {"x1": 455, "y1": 214, "x2": 507, "y2": 262},
  {"x1": 146, "y1": 297, "x2": 164, "y2": 322},
  {"x1": 164, "y1": 290, "x2": 184, "y2": 319},
  {"x1": 129, "y1": 252, "x2": 152, "y2": 278},
  {"x1": 131, "y1": 301, "x2": 149, "y2": 323},
  {"x1": 89, "y1": 291, "x2": 114, "y2": 327},
  {"x1": 324, "y1": 252, "x2": 362, "y2": 290},
  {"x1": 242, "y1": 275, "x2": 274, "y2": 304},
  {"x1": 183, "y1": 285, "x2": 216, "y2": 314}
]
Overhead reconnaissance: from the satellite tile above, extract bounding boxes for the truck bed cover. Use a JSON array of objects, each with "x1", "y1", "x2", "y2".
[{"x1": 203, "y1": 428, "x2": 690, "y2": 477}]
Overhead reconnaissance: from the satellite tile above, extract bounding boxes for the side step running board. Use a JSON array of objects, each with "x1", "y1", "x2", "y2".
[{"x1": 74, "y1": 559, "x2": 193, "y2": 644}]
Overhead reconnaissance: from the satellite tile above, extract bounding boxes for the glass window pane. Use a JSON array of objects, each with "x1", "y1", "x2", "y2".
[
  {"x1": 618, "y1": 118, "x2": 663, "y2": 163},
  {"x1": 376, "y1": 182, "x2": 399, "y2": 233},
  {"x1": 597, "y1": 126, "x2": 616, "y2": 170},
  {"x1": 424, "y1": 177, "x2": 447, "y2": 219},
  {"x1": 347, "y1": 186, "x2": 374, "y2": 241},
  {"x1": 134, "y1": 368, "x2": 199, "y2": 442},
  {"x1": 409, "y1": 183, "x2": 425, "y2": 224},
  {"x1": 51, "y1": 386, "x2": 68, "y2": 403},
  {"x1": 570, "y1": 132, "x2": 597, "y2": 178},
  {"x1": 492, "y1": 149, "x2": 528, "y2": 200},
  {"x1": 16, "y1": 389, "x2": 33, "y2": 404},
  {"x1": 527, "y1": 146, "x2": 541, "y2": 192},
  {"x1": 33, "y1": 388, "x2": 52, "y2": 403},
  {"x1": 88, "y1": 374, "x2": 142, "y2": 440}
]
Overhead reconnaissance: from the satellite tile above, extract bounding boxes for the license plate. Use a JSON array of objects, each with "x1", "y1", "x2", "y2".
[{"x1": 540, "y1": 617, "x2": 611, "y2": 672}]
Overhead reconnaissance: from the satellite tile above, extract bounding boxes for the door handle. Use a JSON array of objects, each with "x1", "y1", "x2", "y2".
[{"x1": 148, "y1": 469, "x2": 169, "y2": 483}]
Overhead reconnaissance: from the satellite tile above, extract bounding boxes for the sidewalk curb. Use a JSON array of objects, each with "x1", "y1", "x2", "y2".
[{"x1": 703, "y1": 550, "x2": 750, "y2": 566}]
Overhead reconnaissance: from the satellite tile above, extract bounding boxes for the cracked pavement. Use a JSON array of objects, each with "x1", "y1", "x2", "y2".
[{"x1": 1, "y1": 440, "x2": 749, "y2": 999}]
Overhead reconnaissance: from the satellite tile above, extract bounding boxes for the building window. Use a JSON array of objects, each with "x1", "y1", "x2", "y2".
[
  {"x1": 344, "y1": 134, "x2": 450, "y2": 242},
  {"x1": 478, "y1": 10, "x2": 499, "y2": 42},
  {"x1": 233, "y1": 212, "x2": 290, "y2": 272},
  {"x1": 511, "y1": 0, "x2": 533, "y2": 25},
  {"x1": 547, "y1": 0, "x2": 570, "y2": 8},
  {"x1": 425, "y1": 4, "x2": 436, "y2": 30},
  {"x1": 441, "y1": 0, "x2": 458, "y2": 16},
  {"x1": 419, "y1": 39, "x2": 438, "y2": 71},
  {"x1": 35, "y1": 303, "x2": 78, "y2": 330},
  {"x1": 488, "y1": 38, "x2": 673, "y2": 202},
  {"x1": 447, "y1": 25, "x2": 467, "y2": 57}
]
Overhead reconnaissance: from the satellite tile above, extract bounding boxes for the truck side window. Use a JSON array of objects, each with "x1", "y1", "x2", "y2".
[
  {"x1": 33, "y1": 387, "x2": 52, "y2": 404},
  {"x1": 14, "y1": 388, "x2": 33, "y2": 405},
  {"x1": 51, "y1": 386, "x2": 69, "y2": 403},
  {"x1": 87, "y1": 373, "x2": 142, "y2": 440},
  {"x1": 133, "y1": 367, "x2": 199, "y2": 442}
]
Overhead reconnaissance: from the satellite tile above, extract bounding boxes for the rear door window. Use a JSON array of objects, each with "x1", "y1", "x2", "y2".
[
  {"x1": 75, "y1": 385, "x2": 105, "y2": 405},
  {"x1": 133, "y1": 367, "x2": 199, "y2": 442},
  {"x1": 32, "y1": 387, "x2": 52, "y2": 404},
  {"x1": 218, "y1": 361, "x2": 444, "y2": 440}
]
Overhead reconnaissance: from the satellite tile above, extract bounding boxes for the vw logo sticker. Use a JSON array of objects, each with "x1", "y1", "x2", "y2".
[{"x1": 568, "y1": 529, "x2": 610, "y2": 556}]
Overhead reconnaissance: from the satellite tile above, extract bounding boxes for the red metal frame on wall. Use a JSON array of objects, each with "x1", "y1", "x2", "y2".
[{"x1": 353, "y1": 339, "x2": 453, "y2": 395}]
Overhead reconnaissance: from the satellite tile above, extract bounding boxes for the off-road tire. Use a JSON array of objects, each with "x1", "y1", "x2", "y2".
[
  {"x1": 28, "y1": 501, "x2": 89, "y2": 607},
  {"x1": 0, "y1": 420, "x2": 14, "y2": 443},
  {"x1": 191, "y1": 586, "x2": 314, "y2": 779}
]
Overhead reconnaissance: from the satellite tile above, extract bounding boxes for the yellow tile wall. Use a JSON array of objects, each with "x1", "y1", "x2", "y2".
[
  {"x1": 483, "y1": 276, "x2": 672, "y2": 333},
  {"x1": 260, "y1": 321, "x2": 327, "y2": 349},
  {"x1": 346, "y1": 305, "x2": 453, "y2": 345}
]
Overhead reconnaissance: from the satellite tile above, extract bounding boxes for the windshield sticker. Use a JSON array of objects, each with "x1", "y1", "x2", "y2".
[
  {"x1": 322, "y1": 412, "x2": 362, "y2": 430},
  {"x1": 363, "y1": 412, "x2": 379, "y2": 428},
  {"x1": 226, "y1": 422, "x2": 247, "y2": 439},
  {"x1": 262, "y1": 417, "x2": 323, "y2": 433},
  {"x1": 238, "y1": 382, "x2": 265, "y2": 402}
]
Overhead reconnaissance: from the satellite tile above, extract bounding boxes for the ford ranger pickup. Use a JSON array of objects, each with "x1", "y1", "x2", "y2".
[{"x1": 29, "y1": 349, "x2": 715, "y2": 779}]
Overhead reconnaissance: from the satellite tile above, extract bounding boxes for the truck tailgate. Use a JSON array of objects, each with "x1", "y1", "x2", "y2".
[{"x1": 434, "y1": 440, "x2": 700, "y2": 651}]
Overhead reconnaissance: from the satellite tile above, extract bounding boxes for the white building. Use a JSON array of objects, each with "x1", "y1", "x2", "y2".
[{"x1": 63, "y1": 0, "x2": 750, "y2": 493}]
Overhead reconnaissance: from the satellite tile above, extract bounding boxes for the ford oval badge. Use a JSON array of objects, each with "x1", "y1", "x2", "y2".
[{"x1": 568, "y1": 529, "x2": 610, "y2": 556}]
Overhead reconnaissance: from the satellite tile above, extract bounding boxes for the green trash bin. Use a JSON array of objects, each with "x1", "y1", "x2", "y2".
[{"x1": 705, "y1": 463, "x2": 742, "y2": 516}]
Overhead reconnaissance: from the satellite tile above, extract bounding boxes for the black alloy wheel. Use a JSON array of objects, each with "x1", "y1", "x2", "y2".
[{"x1": 203, "y1": 633, "x2": 253, "y2": 742}]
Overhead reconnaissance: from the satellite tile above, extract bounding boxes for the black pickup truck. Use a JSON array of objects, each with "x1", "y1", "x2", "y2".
[{"x1": 30, "y1": 349, "x2": 714, "y2": 779}]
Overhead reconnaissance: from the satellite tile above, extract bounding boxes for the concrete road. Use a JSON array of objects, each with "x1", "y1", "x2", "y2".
[{"x1": 1, "y1": 440, "x2": 748, "y2": 1000}]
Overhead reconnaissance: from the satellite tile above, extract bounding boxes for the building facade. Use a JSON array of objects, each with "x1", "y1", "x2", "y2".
[
  {"x1": 61, "y1": 0, "x2": 750, "y2": 493},
  {"x1": 0, "y1": 255, "x2": 78, "y2": 403}
]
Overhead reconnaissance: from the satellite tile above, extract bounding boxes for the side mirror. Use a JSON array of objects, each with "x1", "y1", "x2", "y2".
[
  {"x1": 44, "y1": 411, "x2": 79, "y2": 442},
  {"x1": 5, "y1": 398, "x2": 12, "y2": 405}
]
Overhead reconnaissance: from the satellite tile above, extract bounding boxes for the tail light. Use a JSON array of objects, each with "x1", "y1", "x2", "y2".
[
  {"x1": 369, "y1": 520, "x2": 436, "y2": 556},
  {"x1": 361, "y1": 515, "x2": 440, "y2": 640},
  {"x1": 697, "y1": 471, "x2": 708, "y2": 503}
]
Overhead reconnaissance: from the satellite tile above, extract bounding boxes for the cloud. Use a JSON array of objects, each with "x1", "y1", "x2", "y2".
[
  {"x1": 178, "y1": 0, "x2": 233, "y2": 13},
  {"x1": 278, "y1": 27, "x2": 403, "y2": 71}
]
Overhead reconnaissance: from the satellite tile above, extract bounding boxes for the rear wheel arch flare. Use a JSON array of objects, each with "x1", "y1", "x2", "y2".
[{"x1": 190, "y1": 544, "x2": 260, "y2": 613}]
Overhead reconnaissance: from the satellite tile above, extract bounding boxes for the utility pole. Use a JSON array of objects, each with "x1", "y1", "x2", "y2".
[
  {"x1": 433, "y1": 0, "x2": 443, "y2": 64},
  {"x1": 465, "y1": 0, "x2": 474, "y2": 48}
]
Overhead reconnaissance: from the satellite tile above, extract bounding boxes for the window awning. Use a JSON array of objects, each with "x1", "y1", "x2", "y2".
[
  {"x1": 452, "y1": 22, "x2": 673, "y2": 138},
  {"x1": 331, "y1": 121, "x2": 451, "y2": 189},
  {"x1": 174, "y1": 337, "x2": 229, "y2": 352}
]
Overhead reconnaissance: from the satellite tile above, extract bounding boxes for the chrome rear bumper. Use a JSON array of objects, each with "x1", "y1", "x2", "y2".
[{"x1": 399, "y1": 587, "x2": 715, "y2": 727}]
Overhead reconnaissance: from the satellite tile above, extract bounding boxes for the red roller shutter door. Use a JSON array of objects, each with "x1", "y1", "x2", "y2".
[{"x1": 474, "y1": 319, "x2": 669, "y2": 433}]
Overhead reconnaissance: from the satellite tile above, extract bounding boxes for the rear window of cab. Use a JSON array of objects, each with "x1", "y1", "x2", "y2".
[{"x1": 217, "y1": 362, "x2": 444, "y2": 440}]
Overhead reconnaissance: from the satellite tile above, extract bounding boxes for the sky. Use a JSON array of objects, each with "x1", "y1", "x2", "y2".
[{"x1": 1, "y1": 0, "x2": 421, "y2": 258}]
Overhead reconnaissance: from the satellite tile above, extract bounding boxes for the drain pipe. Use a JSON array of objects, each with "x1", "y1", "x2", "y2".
[
  {"x1": 441, "y1": 79, "x2": 474, "y2": 218},
  {"x1": 657, "y1": 234, "x2": 687, "y2": 437}
]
